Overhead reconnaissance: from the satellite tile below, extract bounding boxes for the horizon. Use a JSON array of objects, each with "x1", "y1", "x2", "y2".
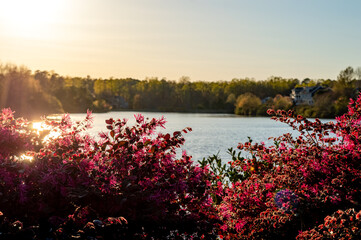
[{"x1": 1, "y1": 0, "x2": 360, "y2": 81}]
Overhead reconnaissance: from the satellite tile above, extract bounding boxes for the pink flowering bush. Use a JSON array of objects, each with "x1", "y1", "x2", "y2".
[
  {"x1": 297, "y1": 208, "x2": 361, "y2": 239},
  {"x1": 212, "y1": 94, "x2": 361, "y2": 239},
  {"x1": 0, "y1": 109, "x2": 219, "y2": 239}
]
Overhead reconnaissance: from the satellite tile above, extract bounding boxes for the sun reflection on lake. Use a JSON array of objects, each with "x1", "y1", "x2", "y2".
[
  {"x1": 32, "y1": 122, "x2": 44, "y2": 132},
  {"x1": 32, "y1": 121, "x2": 61, "y2": 142}
]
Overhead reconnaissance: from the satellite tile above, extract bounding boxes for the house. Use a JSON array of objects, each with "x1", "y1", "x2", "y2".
[
  {"x1": 290, "y1": 86, "x2": 324, "y2": 105},
  {"x1": 261, "y1": 97, "x2": 272, "y2": 104}
]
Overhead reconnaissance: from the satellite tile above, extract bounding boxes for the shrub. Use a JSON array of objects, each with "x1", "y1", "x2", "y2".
[
  {"x1": 297, "y1": 208, "x2": 361, "y2": 239},
  {"x1": 235, "y1": 93, "x2": 262, "y2": 115},
  {"x1": 211, "y1": 94, "x2": 361, "y2": 239},
  {"x1": 0, "y1": 109, "x2": 219, "y2": 239}
]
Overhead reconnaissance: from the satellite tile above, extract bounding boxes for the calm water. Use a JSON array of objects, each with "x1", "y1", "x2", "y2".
[{"x1": 69, "y1": 112, "x2": 332, "y2": 162}]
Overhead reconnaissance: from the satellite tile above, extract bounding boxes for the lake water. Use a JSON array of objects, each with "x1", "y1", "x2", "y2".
[{"x1": 69, "y1": 111, "x2": 332, "y2": 162}]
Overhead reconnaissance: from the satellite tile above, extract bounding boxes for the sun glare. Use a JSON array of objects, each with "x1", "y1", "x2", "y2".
[
  {"x1": 32, "y1": 121, "x2": 61, "y2": 142},
  {"x1": 20, "y1": 153, "x2": 34, "y2": 162},
  {"x1": 0, "y1": 0, "x2": 64, "y2": 39},
  {"x1": 32, "y1": 121, "x2": 44, "y2": 132}
]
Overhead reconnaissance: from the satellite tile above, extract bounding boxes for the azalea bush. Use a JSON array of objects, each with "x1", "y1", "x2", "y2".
[
  {"x1": 297, "y1": 208, "x2": 361, "y2": 239},
  {"x1": 0, "y1": 108, "x2": 219, "y2": 239},
  {"x1": 210, "y1": 94, "x2": 361, "y2": 239}
]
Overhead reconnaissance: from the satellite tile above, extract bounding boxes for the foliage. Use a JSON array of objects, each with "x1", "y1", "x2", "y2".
[
  {"x1": 210, "y1": 94, "x2": 361, "y2": 239},
  {"x1": 297, "y1": 208, "x2": 361, "y2": 239},
  {"x1": 199, "y1": 148, "x2": 245, "y2": 187},
  {"x1": 198, "y1": 149, "x2": 245, "y2": 206},
  {"x1": 4, "y1": 62, "x2": 361, "y2": 118},
  {"x1": 5, "y1": 62, "x2": 361, "y2": 118},
  {"x1": 235, "y1": 93, "x2": 262, "y2": 115},
  {"x1": 2, "y1": 62, "x2": 302, "y2": 116},
  {"x1": 272, "y1": 94, "x2": 293, "y2": 111},
  {"x1": 0, "y1": 108, "x2": 219, "y2": 239},
  {"x1": 0, "y1": 64, "x2": 63, "y2": 119}
]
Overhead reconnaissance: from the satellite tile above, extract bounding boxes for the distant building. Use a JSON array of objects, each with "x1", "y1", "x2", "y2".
[
  {"x1": 261, "y1": 97, "x2": 272, "y2": 104},
  {"x1": 290, "y1": 86, "x2": 324, "y2": 105}
]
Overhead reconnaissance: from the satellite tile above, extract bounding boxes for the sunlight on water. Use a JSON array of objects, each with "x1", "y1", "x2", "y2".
[
  {"x1": 32, "y1": 121, "x2": 61, "y2": 142},
  {"x1": 18, "y1": 120, "x2": 64, "y2": 162}
]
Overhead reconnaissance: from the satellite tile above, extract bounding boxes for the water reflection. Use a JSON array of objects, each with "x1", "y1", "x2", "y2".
[{"x1": 32, "y1": 120, "x2": 61, "y2": 143}]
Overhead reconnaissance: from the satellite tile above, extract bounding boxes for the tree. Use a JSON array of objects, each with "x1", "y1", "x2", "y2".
[
  {"x1": 0, "y1": 64, "x2": 63, "y2": 118},
  {"x1": 333, "y1": 66, "x2": 355, "y2": 103},
  {"x1": 132, "y1": 94, "x2": 143, "y2": 109},
  {"x1": 313, "y1": 91, "x2": 335, "y2": 118},
  {"x1": 272, "y1": 94, "x2": 292, "y2": 111},
  {"x1": 337, "y1": 66, "x2": 354, "y2": 84},
  {"x1": 234, "y1": 93, "x2": 262, "y2": 115},
  {"x1": 355, "y1": 67, "x2": 361, "y2": 80}
]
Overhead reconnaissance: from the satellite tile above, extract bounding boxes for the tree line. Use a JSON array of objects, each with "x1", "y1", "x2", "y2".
[{"x1": 0, "y1": 62, "x2": 360, "y2": 119}]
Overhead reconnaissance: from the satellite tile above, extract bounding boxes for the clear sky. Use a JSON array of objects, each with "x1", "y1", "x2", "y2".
[{"x1": 0, "y1": 0, "x2": 360, "y2": 81}]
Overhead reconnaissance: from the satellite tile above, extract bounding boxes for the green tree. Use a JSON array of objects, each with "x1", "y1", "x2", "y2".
[
  {"x1": 337, "y1": 66, "x2": 354, "y2": 84},
  {"x1": 333, "y1": 66, "x2": 355, "y2": 106},
  {"x1": 132, "y1": 93, "x2": 143, "y2": 109},
  {"x1": 313, "y1": 92, "x2": 335, "y2": 118}
]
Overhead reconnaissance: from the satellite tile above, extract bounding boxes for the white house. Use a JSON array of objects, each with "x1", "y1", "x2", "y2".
[{"x1": 290, "y1": 86, "x2": 324, "y2": 105}]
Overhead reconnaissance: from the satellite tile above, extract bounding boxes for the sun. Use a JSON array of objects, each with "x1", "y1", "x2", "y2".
[{"x1": 0, "y1": 0, "x2": 64, "y2": 39}]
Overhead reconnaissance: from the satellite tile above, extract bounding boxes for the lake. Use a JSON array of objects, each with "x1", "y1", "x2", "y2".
[{"x1": 69, "y1": 111, "x2": 332, "y2": 162}]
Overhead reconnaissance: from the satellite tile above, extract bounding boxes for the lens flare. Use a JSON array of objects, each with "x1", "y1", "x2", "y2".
[{"x1": 20, "y1": 153, "x2": 33, "y2": 162}]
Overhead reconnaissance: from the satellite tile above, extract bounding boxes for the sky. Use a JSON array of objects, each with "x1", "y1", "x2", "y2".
[{"x1": 0, "y1": 0, "x2": 360, "y2": 81}]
